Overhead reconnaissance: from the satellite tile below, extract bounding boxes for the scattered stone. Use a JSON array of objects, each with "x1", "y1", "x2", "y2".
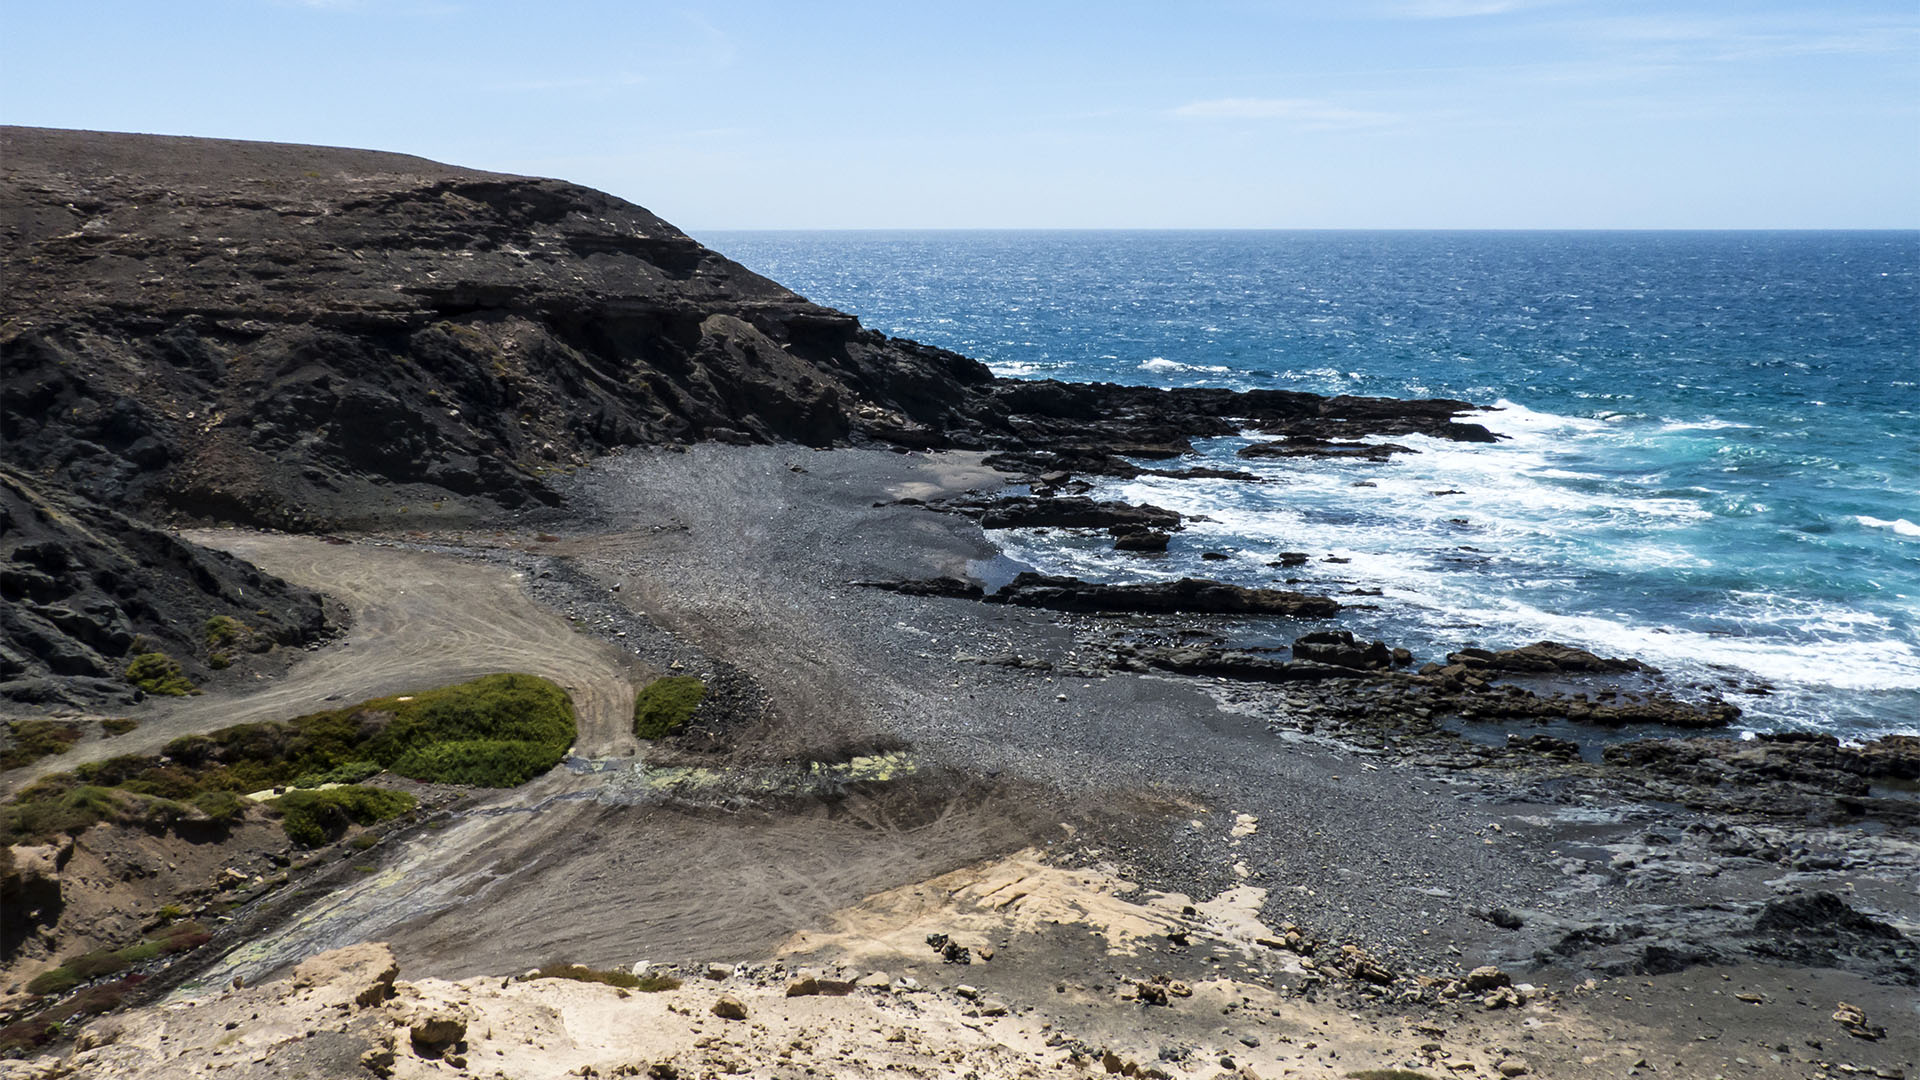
[
  {"x1": 1463, "y1": 965, "x2": 1511, "y2": 992},
  {"x1": 710, "y1": 997, "x2": 748, "y2": 1021},
  {"x1": 408, "y1": 1014, "x2": 466, "y2": 1059},
  {"x1": 1832, "y1": 1001, "x2": 1885, "y2": 1040}
]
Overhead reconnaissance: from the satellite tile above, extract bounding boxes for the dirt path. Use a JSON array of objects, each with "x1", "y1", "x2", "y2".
[{"x1": 11, "y1": 534, "x2": 640, "y2": 788}]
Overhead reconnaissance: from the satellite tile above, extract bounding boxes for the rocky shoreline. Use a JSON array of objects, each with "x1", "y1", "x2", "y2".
[{"x1": 3, "y1": 128, "x2": 1917, "y2": 1078}]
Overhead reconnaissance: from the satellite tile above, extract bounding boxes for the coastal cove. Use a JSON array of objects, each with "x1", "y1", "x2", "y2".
[
  {"x1": 704, "y1": 229, "x2": 1920, "y2": 738},
  {"x1": 3, "y1": 129, "x2": 1917, "y2": 1079}
]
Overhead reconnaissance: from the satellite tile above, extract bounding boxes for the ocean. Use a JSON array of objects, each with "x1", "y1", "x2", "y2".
[{"x1": 698, "y1": 230, "x2": 1920, "y2": 738}]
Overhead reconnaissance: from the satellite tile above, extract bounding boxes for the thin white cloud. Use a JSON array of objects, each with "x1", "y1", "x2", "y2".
[
  {"x1": 1169, "y1": 97, "x2": 1398, "y2": 130},
  {"x1": 1578, "y1": 12, "x2": 1920, "y2": 60}
]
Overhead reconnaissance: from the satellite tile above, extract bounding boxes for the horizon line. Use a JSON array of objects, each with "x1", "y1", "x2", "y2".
[{"x1": 688, "y1": 225, "x2": 1920, "y2": 233}]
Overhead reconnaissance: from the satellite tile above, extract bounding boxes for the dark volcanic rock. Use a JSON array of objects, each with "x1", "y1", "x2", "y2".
[
  {"x1": 1746, "y1": 893, "x2": 1916, "y2": 983},
  {"x1": 2, "y1": 127, "x2": 1505, "y2": 530},
  {"x1": 1238, "y1": 437, "x2": 1413, "y2": 462},
  {"x1": 990, "y1": 573, "x2": 1340, "y2": 618},
  {"x1": 0, "y1": 467, "x2": 333, "y2": 707},
  {"x1": 1112, "y1": 530, "x2": 1172, "y2": 553},
  {"x1": 963, "y1": 496, "x2": 1182, "y2": 532},
  {"x1": 1447, "y1": 641, "x2": 1657, "y2": 675},
  {"x1": 1, "y1": 127, "x2": 997, "y2": 528},
  {"x1": 1111, "y1": 646, "x2": 1360, "y2": 682},
  {"x1": 1291, "y1": 630, "x2": 1396, "y2": 670}
]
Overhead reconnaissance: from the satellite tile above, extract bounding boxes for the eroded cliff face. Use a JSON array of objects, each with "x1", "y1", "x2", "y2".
[
  {"x1": 0, "y1": 468, "x2": 333, "y2": 706},
  {"x1": 1, "y1": 126, "x2": 995, "y2": 530},
  {"x1": 0, "y1": 126, "x2": 1498, "y2": 706}
]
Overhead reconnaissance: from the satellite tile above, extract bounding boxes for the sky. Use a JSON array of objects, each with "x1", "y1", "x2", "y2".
[{"x1": 5, "y1": 1, "x2": 1917, "y2": 229}]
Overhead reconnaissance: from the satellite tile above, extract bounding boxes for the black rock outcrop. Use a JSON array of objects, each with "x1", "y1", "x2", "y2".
[
  {"x1": 2, "y1": 126, "x2": 1503, "y2": 530},
  {"x1": 0, "y1": 467, "x2": 333, "y2": 706}
]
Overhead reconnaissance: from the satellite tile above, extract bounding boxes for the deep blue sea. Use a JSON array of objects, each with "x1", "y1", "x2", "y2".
[{"x1": 699, "y1": 231, "x2": 1920, "y2": 738}]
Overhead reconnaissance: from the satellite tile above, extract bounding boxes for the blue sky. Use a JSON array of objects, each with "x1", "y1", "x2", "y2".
[{"x1": 6, "y1": 1, "x2": 1917, "y2": 228}]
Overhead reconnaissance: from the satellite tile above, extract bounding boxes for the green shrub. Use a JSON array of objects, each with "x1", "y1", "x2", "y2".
[
  {"x1": 390, "y1": 739, "x2": 562, "y2": 787},
  {"x1": 157, "y1": 903, "x2": 186, "y2": 923},
  {"x1": 1, "y1": 720, "x2": 83, "y2": 770},
  {"x1": 2, "y1": 674, "x2": 571, "y2": 846},
  {"x1": 270, "y1": 786, "x2": 416, "y2": 848},
  {"x1": 291, "y1": 760, "x2": 382, "y2": 788},
  {"x1": 125, "y1": 652, "x2": 196, "y2": 696},
  {"x1": 25, "y1": 966, "x2": 80, "y2": 996},
  {"x1": 191, "y1": 789, "x2": 249, "y2": 825},
  {"x1": 632, "y1": 676, "x2": 705, "y2": 740},
  {"x1": 65, "y1": 950, "x2": 129, "y2": 980},
  {"x1": 101, "y1": 717, "x2": 139, "y2": 737},
  {"x1": 203, "y1": 616, "x2": 244, "y2": 647}
]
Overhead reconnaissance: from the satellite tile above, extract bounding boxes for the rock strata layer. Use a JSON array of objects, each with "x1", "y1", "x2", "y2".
[
  {"x1": 1, "y1": 126, "x2": 1501, "y2": 532},
  {"x1": 0, "y1": 467, "x2": 333, "y2": 705}
]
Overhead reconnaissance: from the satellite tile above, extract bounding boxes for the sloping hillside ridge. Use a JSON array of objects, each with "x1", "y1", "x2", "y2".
[
  {"x1": 0, "y1": 126, "x2": 1002, "y2": 529},
  {"x1": 1, "y1": 126, "x2": 1496, "y2": 531}
]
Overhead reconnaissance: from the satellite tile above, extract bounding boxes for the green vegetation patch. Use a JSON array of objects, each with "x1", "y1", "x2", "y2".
[
  {"x1": 2, "y1": 720, "x2": 83, "y2": 771},
  {"x1": 632, "y1": 676, "x2": 706, "y2": 740},
  {"x1": 24, "y1": 922, "x2": 211, "y2": 997},
  {"x1": 124, "y1": 652, "x2": 197, "y2": 696},
  {"x1": 526, "y1": 963, "x2": 678, "y2": 991},
  {"x1": 291, "y1": 760, "x2": 383, "y2": 788},
  {"x1": 0, "y1": 674, "x2": 573, "y2": 847},
  {"x1": 101, "y1": 717, "x2": 140, "y2": 737},
  {"x1": 269, "y1": 786, "x2": 418, "y2": 848}
]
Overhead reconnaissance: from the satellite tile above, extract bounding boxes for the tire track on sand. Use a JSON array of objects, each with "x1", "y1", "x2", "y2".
[{"x1": 18, "y1": 532, "x2": 637, "y2": 785}]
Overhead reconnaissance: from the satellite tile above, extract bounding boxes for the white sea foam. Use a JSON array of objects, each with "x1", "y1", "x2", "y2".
[
  {"x1": 1858, "y1": 515, "x2": 1920, "y2": 538},
  {"x1": 1141, "y1": 357, "x2": 1230, "y2": 374}
]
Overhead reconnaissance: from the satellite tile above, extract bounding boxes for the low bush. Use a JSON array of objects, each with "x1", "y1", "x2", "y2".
[
  {"x1": 1, "y1": 720, "x2": 83, "y2": 771},
  {"x1": 24, "y1": 967, "x2": 79, "y2": 997},
  {"x1": 2, "y1": 674, "x2": 571, "y2": 846},
  {"x1": 203, "y1": 616, "x2": 243, "y2": 647},
  {"x1": 291, "y1": 760, "x2": 383, "y2": 788},
  {"x1": 632, "y1": 676, "x2": 705, "y2": 740},
  {"x1": 390, "y1": 739, "x2": 561, "y2": 787},
  {"x1": 190, "y1": 789, "x2": 249, "y2": 825},
  {"x1": 124, "y1": 652, "x2": 196, "y2": 696},
  {"x1": 0, "y1": 1016, "x2": 60, "y2": 1055},
  {"x1": 101, "y1": 717, "x2": 139, "y2": 737},
  {"x1": 270, "y1": 786, "x2": 417, "y2": 848}
]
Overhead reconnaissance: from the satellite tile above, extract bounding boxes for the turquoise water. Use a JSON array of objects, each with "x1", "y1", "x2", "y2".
[{"x1": 700, "y1": 230, "x2": 1920, "y2": 736}]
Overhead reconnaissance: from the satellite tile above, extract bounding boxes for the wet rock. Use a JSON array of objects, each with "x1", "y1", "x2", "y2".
[
  {"x1": 1113, "y1": 529, "x2": 1171, "y2": 553},
  {"x1": 1112, "y1": 645, "x2": 1363, "y2": 683},
  {"x1": 990, "y1": 573, "x2": 1340, "y2": 618},
  {"x1": 960, "y1": 495, "x2": 1182, "y2": 532},
  {"x1": 855, "y1": 577, "x2": 984, "y2": 600},
  {"x1": 1238, "y1": 437, "x2": 1413, "y2": 462},
  {"x1": 1447, "y1": 641, "x2": 1655, "y2": 675},
  {"x1": 1291, "y1": 630, "x2": 1393, "y2": 670},
  {"x1": 1507, "y1": 734, "x2": 1581, "y2": 760}
]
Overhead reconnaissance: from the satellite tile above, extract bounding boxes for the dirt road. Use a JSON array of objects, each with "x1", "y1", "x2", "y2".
[{"x1": 11, "y1": 534, "x2": 640, "y2": 788}]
